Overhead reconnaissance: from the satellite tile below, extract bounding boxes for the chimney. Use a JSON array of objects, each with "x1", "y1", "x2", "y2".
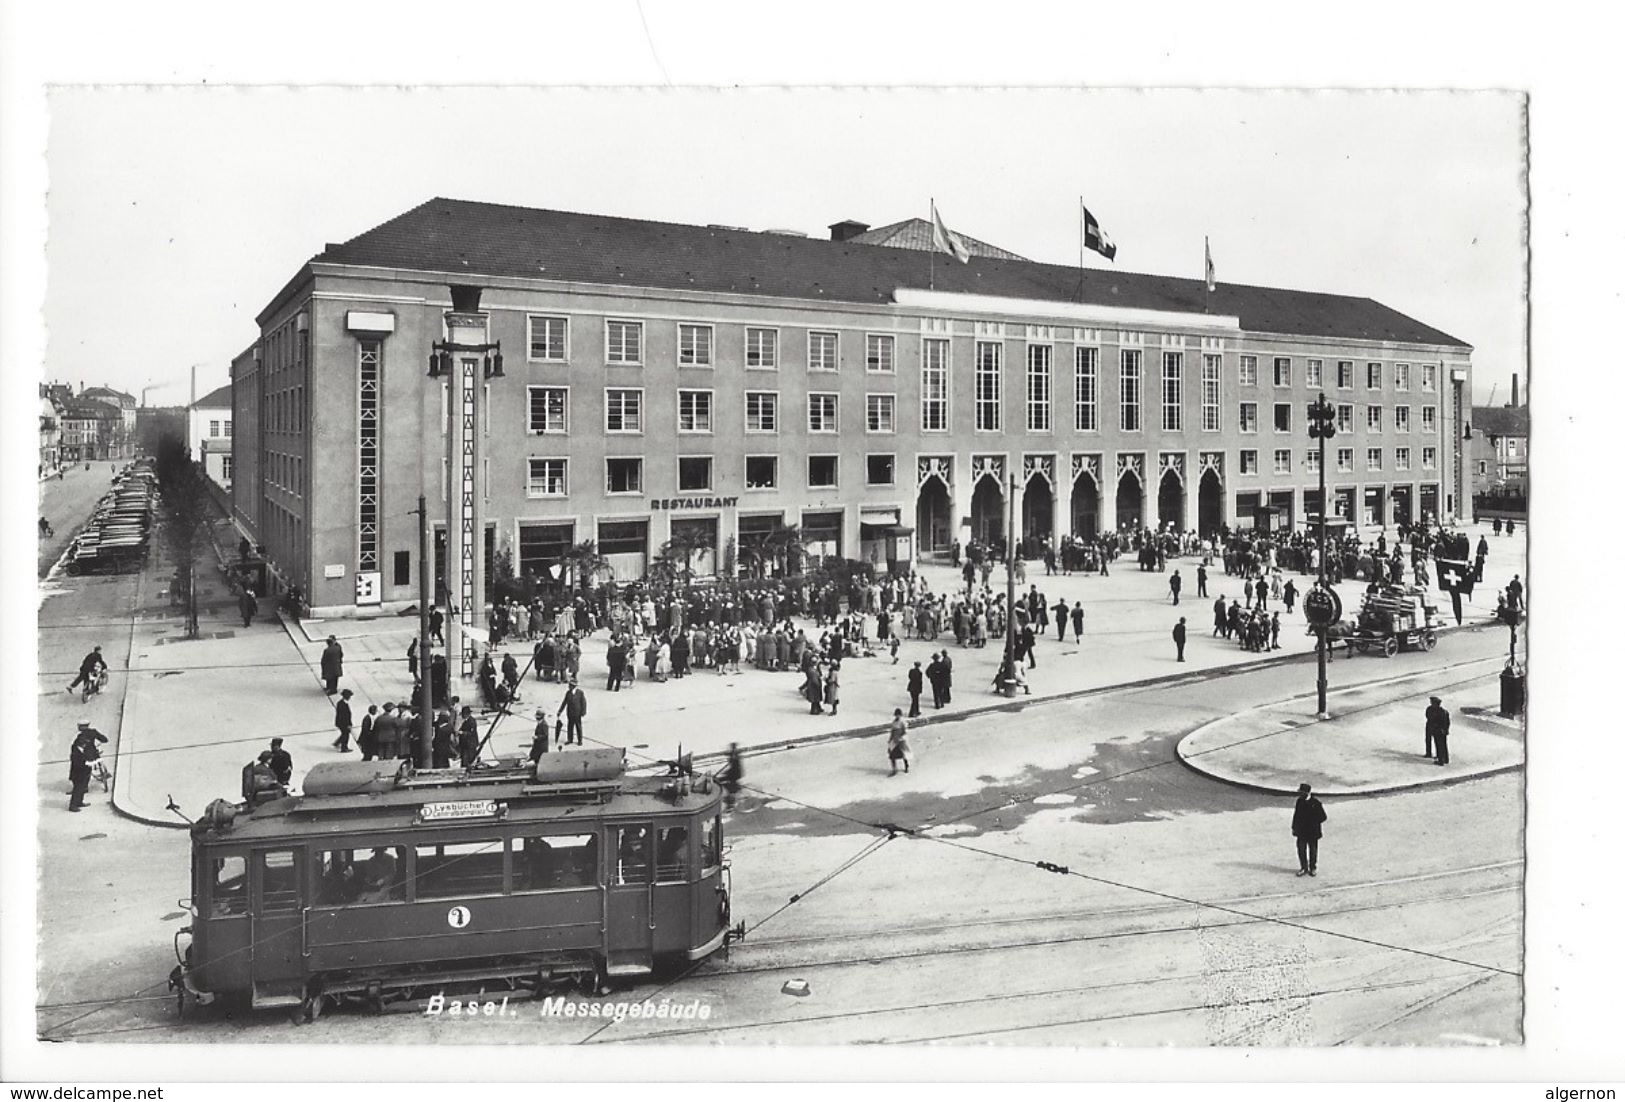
[
  {"x1": 829, "y1": 220, "x2": 870, "y2": 243},
  {"x1": 1510, "y1": 374, "x2": 1519, "y2": 409}
]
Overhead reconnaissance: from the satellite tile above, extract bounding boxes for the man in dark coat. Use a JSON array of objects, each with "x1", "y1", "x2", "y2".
[
  {"x1": 926, "y1": 654, "x2": 945, "y2": 710},
  {"x1": 1212, "y1": 595, "x2": 1228, "y2": 638},
  {"x1": 1196, "y1": 563, "x2": 1208, "y2": 598},
  {"x1": 1169, "y1": 569, "x2": 1183, "y2": 605},
  {"x1": 319, "y1": 636, "x2": 344, "y2": 695},
  {"x1": 1020, "y1": 623, "x2": 1037, "y2": 669},
  {"x1": 374, "y1": 702, "x2": 398, "y2": 759},
  {"x1": 68, "y1": 646, "x2": 106, "y2": 695},
  {"x1": 557, "y1": 679, "x2": 587, "y2": 745},
  {"x1": 939, "y1": 650, "x2": 954, "y2": 704},
  {"x1": 1292, "y1": 783, "x2": 1327, "y2": 876},
  {"x1": 268, "y1": 738, "x2": 294, "y2": 787},
  {"x1": 457, "y1": 706, "x2": 481, "y2": 768},
  {"x1": 1052, "y1": 597, "x2": 1070, "y2": 641},
  {"x1": 529, "y1": 708, "x2": 551, "y2": 762},
  {"x1": 1426, "y1": 695, "x2": 1451, "y2": 765},
  {"x1": 332, "y1": 689, "x2": 354, "y2": 752},
  {"x1": 68, "y1": 723, "x2": 107, "y2": 811},
  {"x1": 238, "y1": 588, "x2": 258, "y2": 628},
  {"x1": 357, "y1": 705, "x2": 378, "y2": 761},
  {"x1": 429, "y1": 607, "x2": 445, "y2": 646},
  {"x1": 1172, "y1": 617, "x2": 1187, "y2": 662},
  {"x1": 906, "y1": 660, "x2": 924, "y2": 718}
]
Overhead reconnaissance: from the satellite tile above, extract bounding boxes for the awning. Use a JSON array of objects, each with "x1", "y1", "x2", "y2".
[{"x1": 861, "y1": 523, "x2": 916, "y2": 538}]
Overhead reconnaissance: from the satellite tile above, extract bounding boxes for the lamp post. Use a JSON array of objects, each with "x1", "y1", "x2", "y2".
[
  {"x1": 1305, "y1": 394, "x2": 1339, "y2": 719},
  {"x1": 1004, "y1": 471, "x2": 1017, "y2": 679}
]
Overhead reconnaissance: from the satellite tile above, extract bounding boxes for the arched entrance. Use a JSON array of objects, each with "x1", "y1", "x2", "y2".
[
  {"x1": 1070, "y1": 476, "x2": 1099, "y2": 540},
  {"x1": 1198, "y1": 469, "x2": 1223, "y2": 537},
  {"x1": 1157, "y1": 469, "x2": 1185, "y2": 531},
  {"x1": 970, "y1": 476, "x2": 1005, "y2": 547},
  {"x1": 916, "y1": 476, "x2": 952, "y2": 555},
  {"x1": 1115, "y1": 471, "x2": 1143, "y2": 531},
  {"x1": 1021, "y1": 474, "x2": 1054, "y2": 553}
]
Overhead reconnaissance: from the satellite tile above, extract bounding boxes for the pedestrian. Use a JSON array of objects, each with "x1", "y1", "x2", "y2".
[
  {"x1": 1172, "y1": 617, "x2": 1187, "y2": 662},
  {"x1": 1196, "y1": 563, "x2": 1209, "y2": 598},
  {"x1": 719, "y1": 742, "x2": 744, "y2": 810},
  {"x1": 1426, "y1": 695, "x2": 1451, "y2": 765},
  {"x1": 1052, "y1": 596, "x2": 1070, "y2": 641},
  {"x1": 1492, "y1": 516, "x2": 1503, "y2": 536},
  {"x1": 357, "y1": 705, "x2": 378, "y2": 761},
  {"x1": 407, "y1": 637, "x2": 419, "y2": 686},
  {"x1": 1292, "y1": 783, "x2": 1327, "y2": 877},
  {"x1": 1071, "y1": 601, "x2": 1084, "y2": 640},
  {"x1": 530, "y1": 707, "x2": 551, "y2": 761},
  {"x1": 557, "y1": 678, "x2": 587, "y2": 745},
  {"x1": 1270, "y1": 612, "x2": 1282, "y2": 650},
  {"x1": 1212, "y1": 595, "x2": 1227, "y2": 638},
  {"x1": 430, "y1": 709, "x2": 454, "y2": 768},
  {"x1": 238, "y1": 587, "x2": 257, "y2": 628},
  {"x1": 887, "y1": 709, "x2": 912, "y2": 775},
  {"x1": 68, "y1": 723, "x2": 107, "y2": 812},
  {"x1": 888, "y1": 634, "x2": 901, "y2": 665},
  {"x1": 1283, "y1": 578, "x2": 1298, "y2": 614},
  {"x1": 457, "y1": 706, "x2": 480, "y2": 768},
  {"x1": 807, "y1": 665, "x2": 825, "y2": 715},
  {"x1": 268, "y1": 738, "x2": 294, "y2": 787},
  {"x1": 67, "y1": 645, "x2": 106, "y2": 695},
  {"x1": 332, "y1": 688, "x2": 354, "y2": 752},
  {"x1": 375, "y1": 702, "x2": 399, "y2": 759},
  {"x1": 907, "y1": 660, "x2": 924, "y2": 718},
  {"x1": 320, "y1": 635, "x2": 344, "y2": 695},
  {"x1": 429, "y1": 607, "x2": 445, "y2": 646},
  {"x1": 1506, "y1": 574, "x2": 1524, "y2": 613},
  {"x1": 926, "y1": 654, "x2": 945, "y2": 710},
  {"x1": 824, "y1": 664, "x2": 841, "y2": 717},
  {"x1": 939, "y1": 650, "x2": 954, "y2": 704},
  {"x1": 501, "y1": 651, "x2": 521, "y2": 701},
  {"x1": 1169, "y1": 569, "x2": 1183, "y2": 605}
]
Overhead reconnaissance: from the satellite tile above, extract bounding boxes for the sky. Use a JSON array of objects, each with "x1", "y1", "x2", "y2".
[{"x1": 42, "y1": 86, "x2": 1525, "y2": 406}]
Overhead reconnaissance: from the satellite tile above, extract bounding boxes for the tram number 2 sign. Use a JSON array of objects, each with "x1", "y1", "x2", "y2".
[
  {"x1": 447, "y1": 905, "x2": 473, "y2": 930},
  {"x1": 1303, "y1": 587, "x2": 1343, "y2": 628}
]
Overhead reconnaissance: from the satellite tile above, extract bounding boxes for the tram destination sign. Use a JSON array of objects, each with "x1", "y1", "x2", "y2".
[{"x1": 419, "y1": 799, "x2": 506, "y2": 823}]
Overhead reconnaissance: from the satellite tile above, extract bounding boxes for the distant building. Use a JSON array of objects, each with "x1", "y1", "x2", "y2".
[
  {"x1": 38, "y1": 389, "x2": 61, "y2": 474},
  {"x1": 190, "y1": 382, "x2": 234, "y2": 490},
  {"x1": 80, "y1": 386, "x2": 137, "y2": 459},
  {"x1": 1471, "y1": 374, "x2": 1528, "y2": 502},
  {"x1": 58, "y1": 400, "x2": 121, "y2": 462}
]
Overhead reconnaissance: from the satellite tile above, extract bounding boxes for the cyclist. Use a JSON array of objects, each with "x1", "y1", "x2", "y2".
[{"x1": 67, "y1": 646, "x2": 107, "y2": 697}]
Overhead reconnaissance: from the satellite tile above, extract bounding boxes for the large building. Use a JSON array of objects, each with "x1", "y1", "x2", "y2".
[
  {"x1": 80, "y1": 385, "x2": 137, "y2": 459},
  {"x1": 189, "y1": 382, "x2": 234, "y2": 490},
  {"x1": 234, "y1": 198, "x2": 1473, "y2": 616},
  {"x1": 1470, "y1": 376, "x2": 1528, "y2": 503}
]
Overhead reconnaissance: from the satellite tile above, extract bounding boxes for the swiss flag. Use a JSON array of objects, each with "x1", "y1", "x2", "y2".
[{"x1": 1435, "y1": 557, "x2": 1475, "y2": 596}]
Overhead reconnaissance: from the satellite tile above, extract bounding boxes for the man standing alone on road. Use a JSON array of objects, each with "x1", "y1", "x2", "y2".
[
  {"x1": 1212, "y1": 595, "x2": 1227, "y2": 638},
  {"x1": 1071, "y1": 601, "x2": 1085, "y2": 641},
  {"x1": 1197, "y1": 563, "x2": 1208, "y2": 599},
  {"x1": 557, "y1": 679, "x2": 587, "y2": 746},
  {"x1": 332, "y1": 689, "x2": 354, "y2": 752},
  {"x1": 238, "y1": 588, "x2": 257, "y2": 629},
  {"x1": 320, "y1": 635, "x2": 344, "y2": 695},
  {"x1": 1169, "y1": 569, "x2": 1183, "y2": 606},
  {"x1": 1292, "y1": 783, "x2": 1327, "y2": 877},
  {"x1": 1426, "y1": 695, "x2": 1451, "y2": 765},
  {"x1": 906, "y1": 660, "x2": 924, "y2": 718},
  {"x1": 1172, "y1": 617, "x2": 1187, "y2": 662}
]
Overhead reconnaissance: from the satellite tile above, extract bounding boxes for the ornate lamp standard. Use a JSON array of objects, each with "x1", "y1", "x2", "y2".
[{"x1": 1303, "y1": 394, "x2": 1341, "y2": 719}]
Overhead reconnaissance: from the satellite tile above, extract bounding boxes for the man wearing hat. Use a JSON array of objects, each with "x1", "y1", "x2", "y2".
[
  {"x1": 320, "y1": 635, "x2": 344, "y2": 695},
  {"x1": 1424, "y1": 695, "x2": 1451, "y2": 764},
  {"x1": 268, "y1": 738, "x2": 294, "y2": 787},
  {"x1": 68, "y1": 723, "x2": 108, "y2": 812},
  {"x1": 1291, "y1": 783, "x2": 1327, "y2": 877},
  {"x1": 332, "y1": 688, "x2": 354, "y2": 752},
  {"x1": 557, "y1": 679, "x2": 587, "y2": 746},
  {"x1": 530, "y1": 708, "x2": 552, "y2": 763}
]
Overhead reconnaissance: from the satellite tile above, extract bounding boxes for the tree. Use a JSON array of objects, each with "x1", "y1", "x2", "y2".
[
  {"x1": 153, "y1": 434, "x2": 211, "y2": 638},
  {"x1": 562, "y1": 539, "x2": 611, "y2": 592},
  {"x1": 766, "y1": 523, "x2": 807, "y2": 576},
  {"x1": 655, "y1": 529, "x2": 710, "y2": 597}
]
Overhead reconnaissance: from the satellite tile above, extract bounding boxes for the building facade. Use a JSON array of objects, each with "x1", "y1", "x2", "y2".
[
  {"x1": 59, "y1": 401, "x2": 121, "y2": 462},
  {"x1": 189, "y1": 383, "x2": 234, "y2": 490},
  {"x1": 80, "y1": 386, "x2": 136, "y2": 459},
  {"x1": 1470, "y1": 403, "x2": 1528, "y2": 502},
  {"x1": 234, "y1": 199, "x2": 1473, "y2": 616},
  {"x1": 39, "y1": 391, "x2": 61, "y2": 473}
]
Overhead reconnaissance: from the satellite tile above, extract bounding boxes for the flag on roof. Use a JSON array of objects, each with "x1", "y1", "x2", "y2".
[
  {"x1": 930, "y1": 203, "x2": 971, "y2": 264},
  {"x1": 1083, "y1": 205, "x2": 1116, "y2": 261},
  {"x1": 1205, "y1": 236, "x2": 1216, "y2": 292}
]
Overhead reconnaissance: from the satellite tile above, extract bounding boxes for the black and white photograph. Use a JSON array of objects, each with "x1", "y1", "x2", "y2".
[{"x1": 3, "y1": 3, "x2": 1620, "y2": 1091}]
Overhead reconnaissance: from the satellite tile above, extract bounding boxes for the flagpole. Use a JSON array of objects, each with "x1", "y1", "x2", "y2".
[
  {"x1": 929, "y1": 198, "x2": 936, "y2": 292},
  {"x1": 1077, "y1": 196, "x2": 1085, "y2": 303},
  {"x1": 1203, "y1": 235, "x2": 1210, "y2": 315}
]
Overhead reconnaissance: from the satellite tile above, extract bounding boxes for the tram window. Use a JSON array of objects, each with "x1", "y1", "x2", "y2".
[
  {"x1": 209, "y1": 855, "x2": 247, "y2": 917},
  {"x1": 414, "y1": 840, "x2": 506, "y2": 900},
  {"x1": 316, "y1": 850, "x2": 362, "y2": 907},
  {"x1": 515, "y1": 834, "x2": 599, "y2": 891},
  {"x1": 701, "y1": 816, "x2": 722, "y2": 875},
  {"x1": 258, "y1": 850, "x2": 300, "y2": 913},
  {"x1": 612, "y1": 824, "x2": 652, "y2": 885},
  {"x1": 356, "y1": 846, "x2": 408, "y2": 905},
  {"x1": 655, "y1": 826, "x2": 690, "y2": 882}
]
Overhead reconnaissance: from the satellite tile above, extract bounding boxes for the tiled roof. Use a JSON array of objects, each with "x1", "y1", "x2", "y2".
[
  {"x1": 307, "y1": 198, "x2": 1470, "y2": 349},
  {"x1": 192, "y1": 383, "x2": 233, "y2": 409},
  {"x1": 80, "y1": 386, "x2": 136, "y2": 407},
  {"x1": 1472, "y1": 405, "x2": 1528, "y2": 437},
  {"x1": 849, "y1": 218, "x2": 1029, "y2": 261}
]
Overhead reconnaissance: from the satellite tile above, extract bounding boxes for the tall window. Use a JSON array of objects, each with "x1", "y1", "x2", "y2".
[
  {"x1": 606, "y1": 320, "x2": 642, "y2": 364},
  {"x1": 528, "y1": 457, "x2": 568, "y2": 497},
  {"x1": 921, "y1": 339, "x2": 949, "y2": 432},
  {"x1": 678, "y1": 324, "x2": 713, "y2": 367},
  {"x1": 746, "y1": 328, "x2": 778, "y2": 369},
  {"x1": 866, "y1": 393, "x2": 896, "y2": 433},
  {"x1": 975, "y1": 341, "x2": 1003, "y2": 432},
  {"x1": 1422, "y1": 406, "x2": 1437, "y2": 432},
  {"x1": 604, "y1": 388, "x2": 643, "y2": 433},
  {"x1": 1336, "y1": 447, "x2": 1354, "y2": 473},
  {"x1": 1421, "y1": 364, "x2": 1437, "y2": 391},
  {"x1": 605, "y1": 457, "x2": 641, "y2": 494},
  {"x1": 1201, "y1": 354, "x2": 1221, "y2": 431},
  {"x1": 745, "y1": 391, "x2": 778, "y2": 434},
  {"x1": 1306, "y1": 359, "x2": 1323, "y2": 388},
  {"x1": 866, "y1": 334, "x2": 895, "y2": 373},
  {"x1": 1273, "y1": 357, "x2": 1291, "y2": 387},
  {"x1": 1120, "y1": 349, "x2": 1142, "y2": 431},
  {"x1": 808, "y1": 393, "x2": 839, "y2": 433},
  {"x1": 1161, "y1": 352, "x2": 1183, "y2": 432},
  {"x1": 1273, "y1": 403, "x2": 1292, "y2": 433},
  {"x1": 1239, "y1": 450, "x2": 1258, "y2": 475},
  {"x1": 1305, "y1": 449, "x2": 1321, "y2": 474},
  {"x1": 1336, "y1": 404, "x2": 1354, "y2": 434},
  {"x1": 808, "y1": 331, "x2": 839, "y2": 372},
  {"x1": 1422, "y1": 446, "x2": 1437, "y2": 470},
  {"x1": 1075, "y1": 347, "x2": 1099, "y2": 432},
  {"x1": 1396, "y1": 447, "x2": 1411, "y2": 471},
  {"x1": 528, "y1": 315, "x2": 568, "y2": 361},
  {"x1": 677, "y1": 390, "x2": 713, "y2": 433},
  {"x1": 527, "y1": 386, "x2": 568, "y2": 434},
  {"x1": 1366, "y1": 361, "x2": 1383, "y2": 389},
  {"x1": 1239, "y1": 401, "x2": 1258, "y2": 433},
  {"x1": 1395, "y1": 405, "x2": 1411, "y2": 433},
  {"x1": 1027, "y1": 345, "x2": 1053, "y2": 432},
  {"x1": 1394, "y1": 362, "x2": 1410, "y2": 391},
  {"x1": 1273, "y1": 449, "x2": 1292, "y2": 475},
  {"x1": 1238, "y1": 355, "x2": 1258, "y2": 387},
  {"x1": 1337, "y1": 360, "x2": 1354, "y2": 389},
  {"x1": 1367, "y1": 405, "x2": 1383, "y2": 432},
  {"x1": 1367, "y1": 447, "x2": 1383, "y2": 471}
]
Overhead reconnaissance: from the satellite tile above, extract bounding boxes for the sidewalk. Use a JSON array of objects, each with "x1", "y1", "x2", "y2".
[{"x1": 110, "y1": 523, "x2": 1528, "y2": 825}]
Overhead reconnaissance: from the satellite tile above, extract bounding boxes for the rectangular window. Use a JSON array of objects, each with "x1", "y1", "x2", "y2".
[
  {"x1": 224, "y1": 420, "x2": 232, "y2": 437},
  {"x1": 808, "y1": 331, "x2": 839, "y2": 372},
  {"x1": 677, "y1": 389, "x2": 713, "y2": 433},
  {"x1": 1239, "y1": 402, "x2": 1258, "y2": 434},
  {"x1": 866, "y1": 393, "x2": 896, "y2": 434},
  {"x1": 1367, "y1": 362, "x2": 1383, "y2": 390},
  {"x1": 1305, "y1": 449, "x2": 1321, "y2": 475},
  {"x1": 605, "y1": 457, "x2": 642, "y2": 495},
  {"x1": 866, "y1": 334, "x2": 895, "y2": 373},
  {"x1": 527, "y1": 458, "x2": 567, "y2": 497},
  {"x1": 1274, "y1": 449, "x2": 1292, "y2": 475},
  {"x1": 1395, "y1": 405, "x2": 1411, "y2": 433},
  {"x1": 655, "y1": 826, "x2": 691, "y2": 883},
  {"x1": 1161, "y1": 352, "x2": 1183, "y2": 432},
  {"x1": 1028, "y1": 345, "x2": 1054, "y2": 432},
  {"x1": 975, "y1": 341, "x2": 1003, "y2": 431},
  {"x1": 746, "y1": 328, "x2": 778, "y2": 369},
  {"x1": 1337, "y1": 360, "x2": 1354, "y2": 389},
  {"x1": 1239, "y1": 449, "x2": 1259, "y2": 475},
  {"x1": 1306, "y1": 359, "x2": 1323, "y2": 388},
  {"x1": 678, "y1": 456, "x2": 713, "y2": 491},
  {"x1": 1422, "y1": 446, "x2": 1437, "y2": 470},
  {"x1": 516, "y1": 834, "x2": 599, "y2": 892},
  {"x1": 1200, "y1": 354, "x2": 1221, "y2": 431},
  {"x1": 221, "y1": 455, "x2": 234, "y2": 480},
  {"x1": 1120, "y1": 349, "x2": 1142, "y2": 431},
  {"x1": 1273, "y1": 357, "x2": 1292, "y2": 387},
  {"x1": 1367, "y1": 405, "x2": 1383, "y2": 432},
  {"x1": 1422, "y1": 406, "x2": 1437, "y2": 433},
  {"x1": 209, "y1": 855, "x2": 247, "y2": 916},
  {"x1": 808, "y1": 455, "x2": 838, "y2": 488},
  {"x1": 744, "y1": 391, "x2": 778, "y2": 434},
  {"x1": 612, "y1": 825, "x2": 651, "y2": 885},
  {"x1": 1396, "y1": 447, "x2": 1412, "y2": 471},
  {"x1": 604, "y1": 388, "x2": 643, "y2": 433},
  {"x1": 1421, "y1": 364, "x2": 1437, "y2": 391},
  {"x1": 209, "y1": 419, "x2": 220, "y2": 436},
  {"x1": 528, "y1": 315, "x2": 568, "y2": 361},
  {"x1": 393, "y1": 550, "x2": 410, "y2": 587},
  {"x1": 1336, "y1": 447, "x2": 1354, "y2": 473},
  {"x1": 606, "y1": 320, "x2": 643, "y2": 365},
  {"x1": 1395, "y1": 362, "x2": 1410, "y2": 391},
  {"x1": 1075, "y1": 347, "x2": 1099, "y2": 432},
  {"x1": 866, "y1": 454, "x2": 896, "y2": 486},
  {"x1": 1273, "y1": 402, "x2": 1292, "y2": 433},
  {"x1": 1367, "y1": 447, "x2": 1383, "y2": 471},
  {"x1": 678, "y1": 324, "x2": 713, "y2": 367},
  {"x1": 413, "y1": 841, "x2": 505, "y2": 900},
  {"x1": 745, "y1": 455, "x2": 778, "y2": 489},
  {"x1": 921, "y1": 339, "x2": 950, "y2": 432},
  {"x1": 808, "y1": 393, "x2": 839, "y2": 433},
  {"x1": 527, "y1": 386, "x2": 568, "y2": 434},
  {"x1": 1239, "y1": 355, "x2": 1258, "y2": 387},
  {"x1": 1337, "y1": 404, "x2": 1355, "y2": 434}
]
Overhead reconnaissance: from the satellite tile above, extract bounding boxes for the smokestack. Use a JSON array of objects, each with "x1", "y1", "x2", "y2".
[{"x1": 1511, "y1": 374, "x2": 1519, "y2": 409}]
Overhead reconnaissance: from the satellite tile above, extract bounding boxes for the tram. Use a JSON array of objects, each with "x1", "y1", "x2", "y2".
[{"x1": 169, "y1": 748, "x2": 734, "y2": 1017}]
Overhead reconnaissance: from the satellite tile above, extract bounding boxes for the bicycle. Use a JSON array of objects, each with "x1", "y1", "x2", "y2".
[{"x1": 81, "y1": 667, "x2": 109, "y2": 704}]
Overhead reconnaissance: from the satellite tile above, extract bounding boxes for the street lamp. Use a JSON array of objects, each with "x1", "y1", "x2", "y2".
[
  {"x1": 1498, "y1": 602, "x2": 1525, "y2": 718},
  {"x1": 1305, "y1": 394, "x2": 1340, "y2": 719}
]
